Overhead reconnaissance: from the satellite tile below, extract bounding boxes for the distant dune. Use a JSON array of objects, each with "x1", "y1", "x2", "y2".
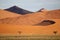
[
  {"x1": 0, "y1": 9, "x2": 21, "y2": 19},
  {"x1": 5, "y1": 6, "x2": 33, "y2": 15},
  {"x1": 37, "y1": 8, "x2": 48, "y2": 12}
]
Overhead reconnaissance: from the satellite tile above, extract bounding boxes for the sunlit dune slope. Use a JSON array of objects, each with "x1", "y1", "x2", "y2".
[
  {"x1": 46, "y1": 9, "x2": 60, "y2": 19},
  {"x1": 0, "y1": 19, "x2": 60, "y2": 35},
  {"x1": 0, "y1": 12, "x2": 47, "y2": 25},
  {"x1": 0, "y1": 9, "x2": 21, "y2": 19}
]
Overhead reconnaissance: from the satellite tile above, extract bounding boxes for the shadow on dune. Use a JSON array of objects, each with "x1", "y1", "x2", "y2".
[{"x1": 35, "y1": 20, "x2": 56, "y2": 26}]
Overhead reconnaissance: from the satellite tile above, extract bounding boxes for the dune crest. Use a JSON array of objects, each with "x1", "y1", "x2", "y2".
[
  {"x1": 46, "y1": 9, "x2": 60, "y2": 19},
  {"x1": 0, "y1": 10, "x2": 21, "y2": 19},
  {"x1": 5, "y1": 6, "x2": 33, "y2": 15},
  {"x1": 0, "y1": 12, "x2": 47, "y2": 25}
]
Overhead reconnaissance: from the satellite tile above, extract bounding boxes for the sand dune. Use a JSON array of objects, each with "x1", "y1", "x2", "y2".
[
  {"x1": 0, "y1": 9, "x2": 60, "y2": 35},
  {"x1": 5, "y1": 6, "x2": 33, "y2": 15},
  {"x1": 0, "y1": 9, "x2": 60, "y2": 25},
  {"x1": 0, "y1": 12, "x2": 47, "y2": 25},
  {"x1": 0, "y1": 19, "x2": 60, "y2": 35},
  {"x1": 0, "y1": 9, "x2": 21, "y2": 19},
  {"x1": 45, "y1": 9, "x2": 60, "y2": 19},
  {"x1": 37, "y1": 8, "x2": 48, "y2": 12}
]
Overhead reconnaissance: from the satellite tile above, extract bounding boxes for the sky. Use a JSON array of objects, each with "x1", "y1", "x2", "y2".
[{"x1": 0, "y1": 0, "x2": 60, "y2": 12}]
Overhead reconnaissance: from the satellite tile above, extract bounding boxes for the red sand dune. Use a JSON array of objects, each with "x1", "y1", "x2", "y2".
[
  {"x1": 0, "y1": 9, "x2": 21, "y2": 19},
  {"x1": 0, "y1": 11, "x2": 47, "y2": 25},
  {"x1": 45, "y1": 9, "x2": 60, "y2": 19},
  {"x1": 0, "y1": 9, "x2": 60, "y2": 25},
  {"x1": 0, "y1": 9, "x2": 60, "y2": 35},
  {"x1": 0, "y1": 19, "x2": 60, "y2": 35}
]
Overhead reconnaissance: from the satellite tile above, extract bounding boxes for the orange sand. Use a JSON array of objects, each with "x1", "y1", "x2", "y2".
[
  {"x1": 0, "y1": 9, "x2": 60, "y2": 35},
  {"x1": 0, "y1": 19, "x2": 60, "y2": 35},
  {"x1": 0, "y1": 10, "x2": 47, "y2": 25},
  {"x1": 0, "y1": 10, "x2": 21, "y2": 19}
]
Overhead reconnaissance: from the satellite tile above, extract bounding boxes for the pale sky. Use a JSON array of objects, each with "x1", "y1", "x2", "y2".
[{"x1": 0, "y1": 0, "x2": 60, "y2": 12}]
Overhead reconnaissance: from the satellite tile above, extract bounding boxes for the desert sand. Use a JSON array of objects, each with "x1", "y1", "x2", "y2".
[
  {"x1": 0, "y1": 11, "x2": 47, "y2": 25},
  {"x1": 0, "y1": 9, "x2": 60, "y2": 35},
  {"x1": 0, "y1": 19, "x2": 60, "y2": 35},
  {"x1": 45, "y1": 9, "x2": 60, "y2": 19},
  {"x1": 0, "y1": 10, "x2": 21, "y2": 19}
]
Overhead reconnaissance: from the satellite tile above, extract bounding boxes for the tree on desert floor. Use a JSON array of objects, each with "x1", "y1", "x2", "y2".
[
  {"x1": 18, "y1": 31, "x2": 22, "y2": 34},
  {"x1": 53, "y1": 31, "x2": 58, "y2": 35}
]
